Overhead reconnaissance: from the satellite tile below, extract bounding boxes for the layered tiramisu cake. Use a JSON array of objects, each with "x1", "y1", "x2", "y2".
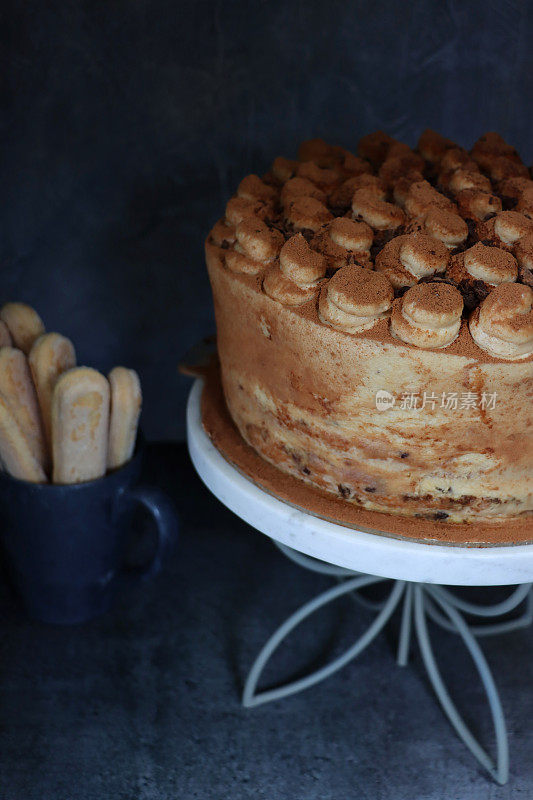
[{"x1": 205, "y1": 130, "x2": 532, "y2": 525}]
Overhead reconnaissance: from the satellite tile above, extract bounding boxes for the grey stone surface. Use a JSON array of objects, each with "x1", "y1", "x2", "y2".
[{"x1": 1, "y1": 442, "x2": 532, "y2": 799}]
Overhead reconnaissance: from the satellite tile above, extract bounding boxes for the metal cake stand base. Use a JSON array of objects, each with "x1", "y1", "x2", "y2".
[
  {"x1": 243, "y1": 542, "x2": 532, "y2": 785},
  {"x1": 187, "y1": 379, "x2": 533, "y2": 785}
]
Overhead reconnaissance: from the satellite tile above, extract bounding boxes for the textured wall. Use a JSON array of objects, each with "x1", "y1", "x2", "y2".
[{"x1": 4, "y1": 0, "x2": 533, "y2": 439}]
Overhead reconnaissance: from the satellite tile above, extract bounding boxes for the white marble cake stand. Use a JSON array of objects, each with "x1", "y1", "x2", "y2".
[{"x1": 187, "y1": 379, "x2": 533, "y2": 785}]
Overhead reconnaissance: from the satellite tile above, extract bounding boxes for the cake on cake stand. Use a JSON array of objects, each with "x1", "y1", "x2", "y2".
[{"x1": 187, "y1": 378, "x2": 533, "y2": 785}]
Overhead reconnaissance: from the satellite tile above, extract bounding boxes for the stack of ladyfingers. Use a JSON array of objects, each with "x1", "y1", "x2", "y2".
[{"x1": 0, "y1": 302, "x2": 142, "y2": 484}]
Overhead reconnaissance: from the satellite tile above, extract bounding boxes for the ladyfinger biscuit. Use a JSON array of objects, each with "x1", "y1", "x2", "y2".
[
  {"x1": 0, "y1": 303, "x2": 45, "y2": 354},
  {"x1": 107, "y1": 367, "x2": 142, "y2": 470},
  {"x1": 0, "y1": 395, "x2": 47, "y2": 482},
  {"x1": 29, "y1": 333, "x2": 76, "y2": 449},
  {"x1": 0, "y1": 321, "x2": 12, "y2": 347},
  {"x1": 0, "y1": 347, "x2": 48, "y2": 471},
  {"x1": 51, "y1": 367, "x2": 110, "y2": 484}
]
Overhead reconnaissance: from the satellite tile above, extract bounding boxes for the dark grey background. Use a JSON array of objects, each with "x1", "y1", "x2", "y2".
[
  {"x1": 3, "y1": 6, "x2": 533, "y2": 799},
  {"x1": 4, "y1": 0, "x2": 533, "y2": 440}
]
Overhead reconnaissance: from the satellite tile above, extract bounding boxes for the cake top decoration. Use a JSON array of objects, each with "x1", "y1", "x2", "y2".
[{"x1": 208, "y1": 128, "x2": 533, "y2": 358}]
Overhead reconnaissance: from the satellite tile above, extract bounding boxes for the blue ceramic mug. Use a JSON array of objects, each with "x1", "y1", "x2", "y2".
[{"x1": 0, "y1": 439, "x2": 177, "y2": 624}]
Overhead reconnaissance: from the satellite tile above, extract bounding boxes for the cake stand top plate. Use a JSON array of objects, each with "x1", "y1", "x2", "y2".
[{"x1": 187, "y1": 379, "x2": 533, "y2": 586}]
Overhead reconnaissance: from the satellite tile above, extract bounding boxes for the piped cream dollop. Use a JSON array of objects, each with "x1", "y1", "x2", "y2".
[
  {"x1": 469, "y1": 283, "x2": 533, "y2": 360},
  {"x1": 390, "y1": 282, "x2": 463, "y2": 349},
  {"x1": 319, "y1": 265, "x2": 393, "y2": 333}
]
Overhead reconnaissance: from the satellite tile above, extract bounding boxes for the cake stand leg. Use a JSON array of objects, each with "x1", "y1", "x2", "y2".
[
  {"x1": 414, "y1": 585, "x2": 508, "y2": 785},
  {"x1": 424, "y1": 583, "x2": 533, "y2": 637},
  {"x1": 275, "y1": 542, "x2": 357, "y2": 577},
  {"x1": 397, "y1": 582, "x2": 414, "y2": 667},
  {"x1": 242, "y1": 577, "x2": 405, "y2": 708}
]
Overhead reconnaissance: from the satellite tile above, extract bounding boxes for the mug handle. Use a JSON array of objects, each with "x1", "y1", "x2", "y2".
[{"x1": 122, "y1": 485, "x2": 178, "y2": 582}]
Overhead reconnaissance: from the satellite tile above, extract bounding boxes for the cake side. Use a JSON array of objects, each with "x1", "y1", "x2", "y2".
[{"x1": 207, "y1": 243, "x2": 532, "y2": 522}]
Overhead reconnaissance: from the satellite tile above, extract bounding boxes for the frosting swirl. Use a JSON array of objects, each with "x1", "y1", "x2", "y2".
[
  {"x1": 417, "y1": 129, "x2": 455, "y2": 164},
  {"x1": 263, "y1": 234, "x2": 326, "y2": 306},
  {"x1": 311, "y1": 218, "x2": 374, "y2": 270},
  {"x1": 271, "y1": 156, "x2": 299, "y2": 183},
  {"x1": 493, "y1": 211, "x2": 533, "y2": 246},
  {"x1": 357, "y1": 130, "x2": 395, "y2": 167},
  {"x1": 462, "y1": 243, "x2": 517, "y2": 285},
  {"x1": 351, "y1": 189, "x2": 405, "y2": 231},
  {"x1": 471, "y1": 132, "x2": 521, "y2": 172},
  {"x1": 341, "y1": 153, "x2": 373, "y2": 178},
  {"x1": 399, "y1": 233, "x2": 450, "y2": 278},
  {"x1": 263, "y1": 267, "x2": 319, "y2": 305},
  {"x1": 423, "y1": 207, "x2": 468, "y2": 248},
  {"x1": 403, "y1": 180, "x2": 453, "y2": 217},
  {"x1": 514, "y1": 232, "x2": 533, "y2": 272},
  {"x1": 319, "y1": 265, "x2": 393, "y2": 333},
  {"x1": 285, "y1": 196, "x2": 333, "y2": 231},
  {"x1": 279, "y1": 234, "x2": 326, "y2": 284},
  {"x1": 225, "y1": 218, "x2": 283, "y2": 275},
  {"x1": 225, "y1": 196, "x2": 270, "y2": 226},
  {"x1": 448, "y1": 169, "x2": 492, "y2": 194},
  {"x1": 329, "y1": 217, "x2": 373, "y2": 253},
  {"x1": 210, "y1": 219, "x2": 236, "y2": 247},
  {"x1": 469, "y1": 283, "x2": 533, "y2": 360},
  {"x1": 455, "y1": 190, "x2": 502, "y2": 221},
  {"x1": 498, "y1": 177, "x2": 532, "y2": 203},
  {"x1": 390, "y1": 283, "x2": 463, "y2": 348},
  {"x1": 516, "y1": 184, "x2": 533, "y2": 215},
  {"x1": 298, "y1": 138, "x2": 344, "y2": 168},
  {"x1": 375, "y1": 233, "x2": 449, "y2": 288},
  {"x1": 296, "y1": 161, "x2": 338, "y2": 191},
  {"x1": 330, "y1": 174, "x2": 386, "y2": 209},
  {"x1": 237, "y1": 174, "x2": 277, "y2": 203},
  {"x1": 439, "y1": 147, "x2": 474, "y2": 173},
  {"x1": 281, "y1": 177, "x2": 327, "y2": 207},
  {"x1": 486, "y1": 157, "x2": 529, "y2": 183},
  {"x1": 378, "y1": 153, "x2": 424, "y2": 187}
]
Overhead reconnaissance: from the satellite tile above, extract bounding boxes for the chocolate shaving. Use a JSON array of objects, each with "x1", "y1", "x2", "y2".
[
  {"x1": 418, "y1": 275, "x2": 458, "y2": 288},
  {"x1": 463, "y1": 218, "x2": 478, "y2": 246},
  {"x1": 262, "y1": 171, "x2": 279, "y2": 187},
  {"x1": 267, "y1": 219, "x2": 294, "y2": 240},
  {"x1": 457, "y1": 278, "x2": 490, "y2": 312},
  {"x1": 299, "y1": 228, "x2": 316, "y2": 243},
  {"x1": 500, "y1": 195, "x2": 518, "y2": 210},
  {"x1": 394, "y1": 285, "x2": 411, "y2": 299},
  {"x1": 328, "y1": 204, "x2": 350, "y2": 217},
  {"x1": 404, "y1": 276, "x2": 460, "y2": 303},
  {"x1": 436, "y1": 185, "x2": 456, "y2": 203},
  {"x1": 518, "y1": 263, "x2": 533, "y2": 288},
  {"x1": 373, "y1": 228, "x2": 403, "y2": 250}
]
